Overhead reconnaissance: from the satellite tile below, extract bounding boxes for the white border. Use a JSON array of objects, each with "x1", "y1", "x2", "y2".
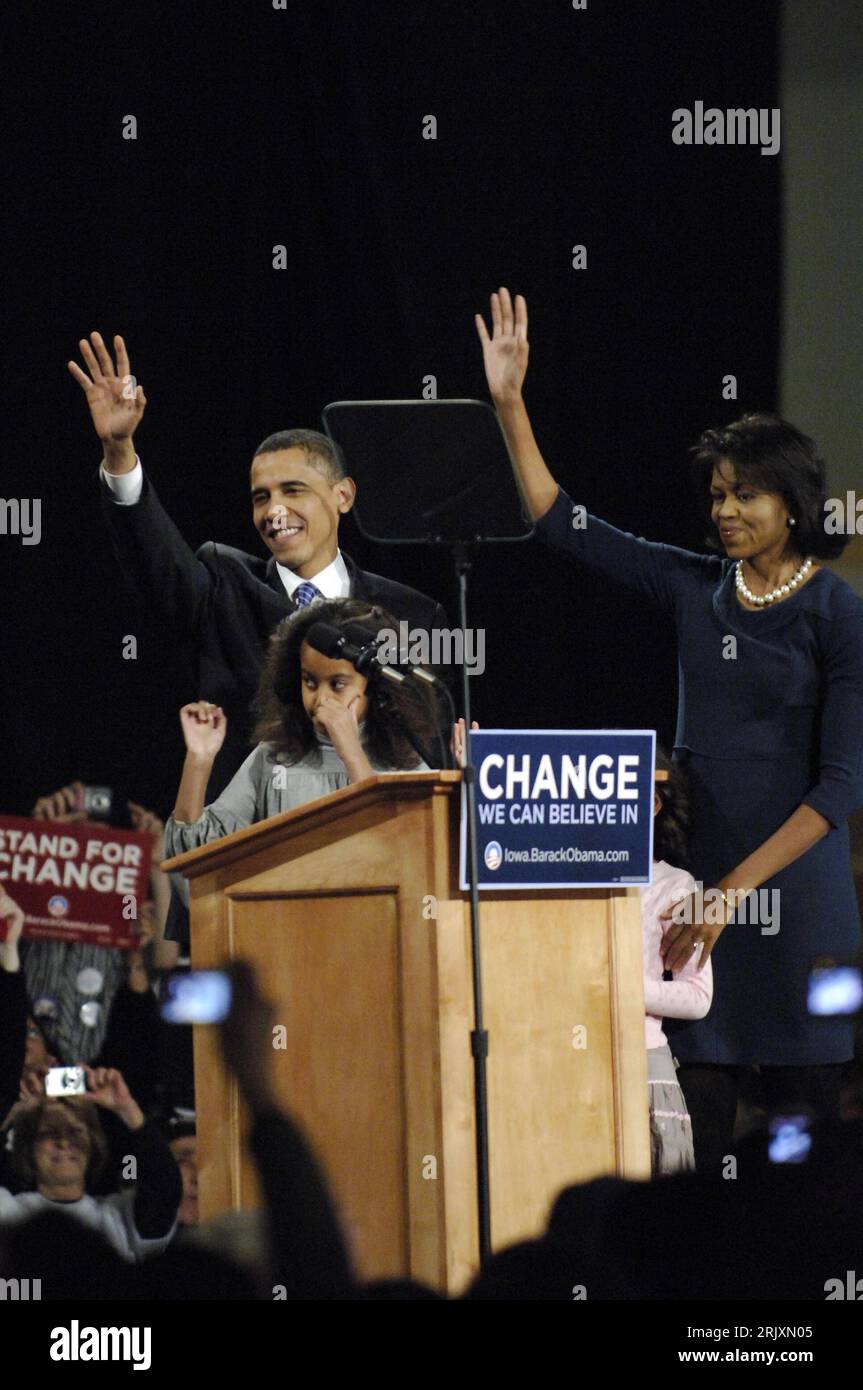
[{"x1": 459, "y1": 729, "x2": 657, "y2": 891}]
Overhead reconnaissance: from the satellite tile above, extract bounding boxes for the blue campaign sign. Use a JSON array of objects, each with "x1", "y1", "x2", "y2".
[{"x1": 460, "y1": 729, "x2": 656, "y2": 890}]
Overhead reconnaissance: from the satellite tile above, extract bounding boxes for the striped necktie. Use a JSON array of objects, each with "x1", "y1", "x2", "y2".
[{"x1": 294, "y1": 581, "x2": 322, "y2": 609}]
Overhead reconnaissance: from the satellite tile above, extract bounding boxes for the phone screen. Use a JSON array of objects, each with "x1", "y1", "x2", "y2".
[
  {"x1": 45, "y1": 1066, "x2": 87, "y2": 1097},
  {"x1": 808, "y1": 965, "x2": 863, "y2": 1017},
  {"x1": 160, "y1": 971, "x2": 232, "y2": 1024},
  {"x1": 767, "y1": 1114, "x2": 812, "y2": 1165}
]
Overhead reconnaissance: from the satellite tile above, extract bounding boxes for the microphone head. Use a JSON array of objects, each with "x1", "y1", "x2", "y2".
[
  {"x1": 342, "y1": 620, "x2": 408, "y2": 683},
  {"x1": 342, "y1": 620, "x2": 382, "y2": 650},
  {"x1": 304, "y1": 621, "x2": 347, "y2": 660}
]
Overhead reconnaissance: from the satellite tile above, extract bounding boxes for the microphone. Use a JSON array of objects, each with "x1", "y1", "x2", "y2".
[
  {"x1": 341, "y1": 621, "x2": 441, "y2": 688},
  {"x1": 305, "y1": 620, "x2": 454, "y2": 772},
  {"x1": 304, "y1": 621, "x2": 406, "y2": 686}
]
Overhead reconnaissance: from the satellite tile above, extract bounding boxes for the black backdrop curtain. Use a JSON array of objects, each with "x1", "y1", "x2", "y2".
[{"x1": 0, "y1": 0, "x2": 780, "y2": 818}]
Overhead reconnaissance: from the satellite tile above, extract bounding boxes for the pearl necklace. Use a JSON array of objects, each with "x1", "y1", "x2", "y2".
[{"x1": 735, "y1": 556, "x2": 813, "y2": 606}]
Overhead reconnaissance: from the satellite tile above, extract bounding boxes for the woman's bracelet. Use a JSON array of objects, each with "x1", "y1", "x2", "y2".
[{"x1": 715, "y1": 887, "x2": 737, "y2": 916}]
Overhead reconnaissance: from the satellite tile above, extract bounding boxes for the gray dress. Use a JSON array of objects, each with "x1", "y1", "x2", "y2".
[
  {"x1": 647, "y1": 1043, "x2": 696, "y2": 1176},
  {"x1": 165, "y1": 732, "x2": 427, "y2": 881}
]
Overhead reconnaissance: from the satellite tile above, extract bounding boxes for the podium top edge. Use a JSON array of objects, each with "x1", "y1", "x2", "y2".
[
  {"x1": 162, "y1": 766, "x2": 669, "y2": 878},
  {"x1": 162, "y1": 770, "x2": 462, "y2": 877}
]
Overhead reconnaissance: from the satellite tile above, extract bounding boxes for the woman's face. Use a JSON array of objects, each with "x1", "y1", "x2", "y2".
[
  {"x1": 33, "y1": 1103, "x2": 91, "y2": 1193},
  {"x1": 299, "y1": 640, "x2": 369, "y2": 732},
  {"x1": 710, "y1": 459, "x2": 798, "y2": 562}
]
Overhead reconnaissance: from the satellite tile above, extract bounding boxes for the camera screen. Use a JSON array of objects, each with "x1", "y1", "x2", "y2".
[
  {"x1": 161, "y1": 971, "x2": 232, "y2": 1025},
  {"x1": 767, "y1": 1115, "x2": 812, "y2": 1165},
  {"x1": 807, "y1": 965, "x2": 863, "y2": 1017},
  {"x1": 45, "y1": 1066, "x2": 87, "y2": 1096}
]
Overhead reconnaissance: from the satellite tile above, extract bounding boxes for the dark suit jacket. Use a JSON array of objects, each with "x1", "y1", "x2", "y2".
[{"x1": 100, "y1": 470, "x2": 449, "y2": 787}]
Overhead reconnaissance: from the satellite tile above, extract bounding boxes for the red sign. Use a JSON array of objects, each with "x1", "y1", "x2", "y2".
[{"x1": 0, "y1": 816, "x2": 153, "y2": 950}]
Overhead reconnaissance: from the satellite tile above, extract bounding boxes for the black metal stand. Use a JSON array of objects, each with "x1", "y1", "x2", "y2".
[
  {"x1": 321, "y1": 398, "x2": 535, "y2": 1272},
  {"x1": 453, "y1": 542, "x2": 491, "y2": 1267}
]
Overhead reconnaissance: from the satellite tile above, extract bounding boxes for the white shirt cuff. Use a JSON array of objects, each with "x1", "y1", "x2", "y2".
[{"x1": 101, "y1": 456, "x2": 144, "y2": 505}]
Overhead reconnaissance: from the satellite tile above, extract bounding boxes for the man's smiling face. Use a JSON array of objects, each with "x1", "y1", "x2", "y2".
[{"x1": 250, "y1": 448, "x2": 356, "y2": 580}]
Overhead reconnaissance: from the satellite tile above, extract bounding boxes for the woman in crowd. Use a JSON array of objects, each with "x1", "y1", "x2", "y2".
[{"x1": 0, "y1": 888, "x2": 181, "y2": 1260}]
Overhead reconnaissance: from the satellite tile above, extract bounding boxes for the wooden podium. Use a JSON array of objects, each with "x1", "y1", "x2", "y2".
[{"x1": 163, "y1": 770, "x2": 650, "y2": 1294}]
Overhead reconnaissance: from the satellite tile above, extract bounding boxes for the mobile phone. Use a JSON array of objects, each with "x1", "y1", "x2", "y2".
[
  {"x1": 808, "y1": 964, "x2": 863, "y2": 1017},
  {"x1": 79, "y1": 785, "x2": 113, "y2": 821},
  {"x1": 45, "y1": 1066, "x2": 87, "y2": 1097},
  {"x1": 160, "y1": 971, "x2": 232, "y2": 1025},
  {"x1": 767, "y1": 1113, "x2": 812, "y2": 1165}
]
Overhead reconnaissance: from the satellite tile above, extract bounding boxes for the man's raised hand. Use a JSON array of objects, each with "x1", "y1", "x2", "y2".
[
  {"x1": 67, "y1": 332, "x2": 146, "y2": 467},
  {"x1": 475, "y1": 288, "x2": 529, "y2": 406}
]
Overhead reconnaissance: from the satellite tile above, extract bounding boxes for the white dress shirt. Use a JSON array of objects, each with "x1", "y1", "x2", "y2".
[{"x1": 100, "y1": 457, "x2": 351, "y2": 599}]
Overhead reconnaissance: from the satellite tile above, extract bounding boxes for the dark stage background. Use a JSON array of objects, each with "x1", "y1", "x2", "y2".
[{"x1": 1, "y1": 0, "x2": 781, "y2": 823}]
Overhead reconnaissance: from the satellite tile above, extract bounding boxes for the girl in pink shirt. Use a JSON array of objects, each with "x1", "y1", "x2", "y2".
[{"x1": 641, "y1": 748, "x2": 713, "y2": 1175}]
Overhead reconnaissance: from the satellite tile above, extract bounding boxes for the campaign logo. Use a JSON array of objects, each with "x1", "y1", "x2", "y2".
[
  {"x1": 484, "y1": 841, "x2": 503, "y2": 871},
  {"x1": 47, "y1": 896, "x2": 69, "y2": 918}
]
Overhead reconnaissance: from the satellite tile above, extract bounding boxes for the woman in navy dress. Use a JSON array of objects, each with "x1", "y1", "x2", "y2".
[{"x1": 476, "y1": 288, "x2": 863, "y2": 1175}]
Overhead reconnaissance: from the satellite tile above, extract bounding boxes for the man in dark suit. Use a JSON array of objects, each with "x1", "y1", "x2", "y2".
[{"x1": 68, "y1": 331, "x2": 448, "y2": 938}]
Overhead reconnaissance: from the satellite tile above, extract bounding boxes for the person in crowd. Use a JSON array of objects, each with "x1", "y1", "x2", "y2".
[
  {"x1": 0, "y1": 889, "x2": 30, "y2": 1140},
  {"x1": 641, "y1": 747, "x2": 713, "y2": 1174},
  {"x1": 213, "y1": 959, "x2": 356, "y2": 1298},
  {"x1": 475, "y1": 287, "x2": 863, "y2": 1176},
  {"x1": 0, "y1": 889, "x2": 181, "y2": 1261},
  {"x1": 8, "y1": 895, "x2": 863, "y2": 1299},
  {"x1": 2, "y1": 883, "x2": 170, "y2": 1153},
  {"x1": 215, "y1": 961, "x2": 863, "y2": 1301},
  {"x1": 19, "y1": 782, "x2": 174, "y2": 1067},
  {"x1": 19, "y1": 1014, "x2": 59, "y2": 1102},
  {"x1": 166, "y1": 1118, "x2": 198, "y2": 1230}
]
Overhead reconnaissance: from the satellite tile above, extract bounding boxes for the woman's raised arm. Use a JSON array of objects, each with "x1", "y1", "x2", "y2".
[
  {"x1": 475, "y1": 287, "x2": 559, "y2": 522},
  {"x1": 476, "y1": 287, "x2": 717, "y2": 615}
]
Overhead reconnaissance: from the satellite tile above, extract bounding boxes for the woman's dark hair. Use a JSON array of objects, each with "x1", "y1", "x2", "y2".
[
  {"x1": 652, "y1": 745, "x2": 691, "y2": 870},
  {"x1": 13, "y1": 1096, "x2": 109, "y2": 1192},
  {"x1": 252, "y1": 597, "x2": 439, "y2": 769},
  {"x1": 691, "y1": 412, "x2": 849, "y2": 561}
]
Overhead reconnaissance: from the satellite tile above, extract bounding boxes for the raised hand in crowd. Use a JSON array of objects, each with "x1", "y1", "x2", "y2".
[
  {"x1": 32, "y1": 780, "x2": 88, "y2": 822},
  {"x1": 0, "y1": 887, "x2": 24, "y2": 968},
  {"x1": 29, "y1": 782, "x2": 177, "y2": 972},
  {"x1": 83, "y1": 1065, "x2": 145, "y2": 1132},
  {"x1": 128, "y1": 801, "x2": 178, "y2": 971}
]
